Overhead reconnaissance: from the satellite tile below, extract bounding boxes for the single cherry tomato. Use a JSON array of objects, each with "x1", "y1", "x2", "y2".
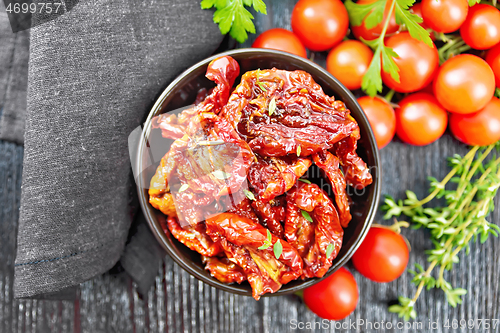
[
  {"x1": 252, "y1": 28, "x2": 307, "y2": 58},
  {"x1": 460, "y1": 4, "x2": 500, "y2": 50},
  {"x1": 352, "y1": 225, "x2": 409, "y2": 283},
  {"x1": 421, "y1": 0, "x2": 468, "y2": 33},
  {"x1": 410, "y1": 3, "x2": 428, "y2": 30},
  {"x1": 303, "y1": 267, "x2": 358, "y2": 320},
  {"x1": 410, "y1": 3, "x2": 435, "y2": 40},
  {"x1": 433, "y1": 54, "x2": 495, "y2": 114},
  {"x1": 449, "y1": 97, "x2": 500, "y2": 146},
  {"x1": 486, "y1": 43, "x2": 500, "y2": 87},
  {"x1": 327, "y1": 40, "x2": 373, "y2": 90},
  {"x1": 352, "y1": 226, "x2": 410, "y2": 282},
  {"x1": 351, "y1": 0, "x2": 400, "y2": 41},
  {"x1": 357, "y1": 96, "x2": 396, "y2": 149},
  {"x1": 381, "y1": 32, "x2": 439, "y2": 93},
  {"x1": 395, "y1": 92, "x2": 447, "y2": 146},
  {"x1": 291, "y1": 0, "x2": 349, "y2": 51}
]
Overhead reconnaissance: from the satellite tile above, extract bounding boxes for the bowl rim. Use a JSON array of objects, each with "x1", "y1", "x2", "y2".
[{"x1": 136, "y1": 48, "x2": 382, "y2": 297}]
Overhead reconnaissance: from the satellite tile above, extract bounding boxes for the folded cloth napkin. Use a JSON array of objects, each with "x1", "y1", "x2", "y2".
[
  {"x1": 0, "y1": 3, "x2": 29, "y2": 144},
  {"x1": 14, "y1": 0, "x2": 224, "y2": 298}
]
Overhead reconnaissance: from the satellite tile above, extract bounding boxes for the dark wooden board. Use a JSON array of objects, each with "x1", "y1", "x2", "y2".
[{"x1": 1, "y1": 1, "x2": 499, "y2": 332}]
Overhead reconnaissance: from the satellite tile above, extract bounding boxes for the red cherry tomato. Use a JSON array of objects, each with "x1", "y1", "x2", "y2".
[
  {"x1": 433, "y1": 54, "x2": 495, "y2": 114},
  {"x1": 381, "y1": 32, "x2": 439, "y2": 93},
  {"x1": 395, "y1": 92, "x2": 448, "y2": 146},
  {"x1": 410, "y1": 3, "x2": 429, "y2": 30},
  {"x1": 291, "y1": 0, "x2": 349, "y2": 51},
  {"x1": 252, "y1": 28, "x2": 307, "y2": 58},
  {"x1": 303, "y1": 267, "x2": 358, "y2": 320},
  {"x1": 357, "y1": 96, "x2": 396, "y2": 149},
  {"x1": 421, "y1": 0, "x2": 468, "y2": 33},
  {"x1": 352, "y1": 226, "x2": 409, "y2": 283},
  {"x1": 460, "y1": 4, "x2": 500, "y2": 50},
  {"x1": 351, "y1": 0, "x2": 400, "y2": 41},
  {"x1": 327, "y1": 40, "x2": 373, "y2": 90},
  {"x1": 486, "y1": 43, "x2": 500, "y2": 87},
  {"x1": 450, "y1": 97, "x2": 500, "y2": 146}
]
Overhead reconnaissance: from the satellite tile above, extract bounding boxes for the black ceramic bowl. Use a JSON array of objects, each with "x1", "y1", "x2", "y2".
[{"x1": 136, "y1": 48, "x2": 381, "y2": 297}]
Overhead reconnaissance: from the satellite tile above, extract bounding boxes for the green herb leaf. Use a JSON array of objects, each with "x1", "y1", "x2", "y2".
[
  {"x1": 297, "y1": 145, "x2": 302, "y2": 156},
  {"x1": 273, "y1": 239, "x2": 283, "y2": 259},
  {"x1": 197, "y1": 140, "x2": 226, "y2": 146},
  {"x1": 345, "y1": 0, "x2": 385, "y2": 28},
  {"x1": 244, "y1": 189, "x2": 256, "y2": 201},
  {"x1": 326, "y1": 243, "x2": 334, "y2": 257},
  {"x1": 298, "y1": 178, "x2": 311, "y2": 184},
  {"x1": 268, "y1": 97, "x2": 276, "y2": 116},
  {"x1": 301, "y1": 210, "x2": 313, "y2": 222},
  {"x1": 258, "y1": 230, "x2": 273, "y2": 250},
  {"x1": 257, "y1": 242, "x2": 270, "y2": 250},
  {"x1": 256, "y1": 69, "x2": 267, "y2": 91},
  {"x1": 203, "y1": 0, "x2": 267, "y2": 43},
  {"x1": 178, "y1": 184, "x2": 189, "y2": 193},
  {"x1": 349, "y1": 0, "x2": 434, "y2": 96},
  {"x1": 385, "y1": 144, "x2": 500, "y2": 319},
  {"x1": 468, "y1": 0, "x2": 480, "y2": 6},
  {"x1": 200, "y1": 0, "x2": 217, "y2": 9},
  {"x1": 361, "y1": 48, "x2": 384, "y2": 96},
  {"x1": 212, "y1": 170, "x2": 230, "y2": 180},
  {"x1": 394, "y1": 0, "x2": 433, "y2": 47}
]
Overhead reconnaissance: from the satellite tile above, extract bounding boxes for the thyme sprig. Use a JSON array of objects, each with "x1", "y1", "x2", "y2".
[{"x1": 384, "y1": 143, "x2": 500, "y2": 320}]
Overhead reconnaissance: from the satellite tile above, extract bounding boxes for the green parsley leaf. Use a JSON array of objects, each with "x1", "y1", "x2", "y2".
[
  {"x1": 298, "y1": 178, "x2": 311, "y2": 184},
  {"x1": 354, "y1": 0, "x2": 399, "y2": 96},
  {"x1": 361, "y1": 47, "x2": 384, "y2": 96},
  {"x1": 326, "y1": 243, "x2": 335, "y2": 257},
  {"x1": 200, "y1": 0, "x2": 217, "y2": 9},
  {"x1": 301, "y1": 210, "x2": 313, "y2": 222},
  {"x1": 273, "y1": 239, "x2": 283, "y2": 259},
  {"x1": 296, "y1": 145, "x2": 301, "y2": 156},
  {"x1": 345, "y1": 0, "x2": 385, "y2": 29},
  {"x1": 381, "y1": 45, "x2": 400, "y2": 82},
  {"x1": 244, "y1": 189, "x2": 256, "y2": 201},
  {"x1": 348, "y1": 0, "x2": 433, "y2": 96},
  {"x1": 202, "y1": 0, "x2": 267, "y2": 43},
  {"x1": 394, "y1": 0, "x2": 433, "y2": 47},
  {"x1": 268, "y1": 97, "x2": 276, "y2": 116},
  {"x1": 178, "y1": 184, "x2": 189, "y2": 193}
]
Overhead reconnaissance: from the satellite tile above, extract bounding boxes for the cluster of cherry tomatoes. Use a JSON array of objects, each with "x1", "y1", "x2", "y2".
[{"x1": 252, "y1": 0, "x2": 500, "y2": 149}]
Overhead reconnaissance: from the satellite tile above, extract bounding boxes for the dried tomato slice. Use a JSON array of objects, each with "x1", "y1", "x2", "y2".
[
  {"x1": 285, "y1": 183, "x2": 343, "y2": 278},
  {"x1": 206, "y1": 212, "x2": 303, "y2": 300},
  {"x1": 247, "y1": 156, "x2": 311, "y2": 201},
  {"x1": 312, "y1": 151, "x2": 351, "y2": 228},
  {"x1": 333, "y1": 130, "x2": 373, "y2": 189},
  {"x1": 220, "y1": 68, "x2": 358, "y2": 157},
  {"x1": 202, "y1": 255, "x2": 247, "y2": 284},
  {"x1": 154, "y1": 56, "x2": 240, "y2": 140},
  {"x1": 252, "y1": 196, "x2": 287, "y2": 239},
  {"x1": 164, "y1": 216, "x2": 222, "y2": 257}
]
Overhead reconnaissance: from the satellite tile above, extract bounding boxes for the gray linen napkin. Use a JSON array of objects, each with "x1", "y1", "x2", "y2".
[
  {"x1": 0, "y1": 3, "x2": 29, "y2": 144},
  {"x1": 14, "y1": 0, "x2": 224, "y2": 298}
]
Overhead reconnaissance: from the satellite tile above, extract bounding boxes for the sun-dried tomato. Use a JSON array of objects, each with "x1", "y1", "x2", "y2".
[
  {"x1": 165, "y1": 216, "x2": 222, "y2": 257},
  {"x1": 285, "y1": 182, "x2": 343, "y2": 278},
  {"x1": 206, "y1": 213, "x2": 303, "y2": 300},
  {"x1": 312, "y1": 151, "x2": 351, "y2": 227},
  {"x1": 202, "y1": 255, "x2": 247, "y2": 284}
]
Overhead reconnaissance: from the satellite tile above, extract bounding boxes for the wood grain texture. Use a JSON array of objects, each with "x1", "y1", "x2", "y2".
[{"x1": 1, "y1": 0, "x2": 500, "y2": 331}]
